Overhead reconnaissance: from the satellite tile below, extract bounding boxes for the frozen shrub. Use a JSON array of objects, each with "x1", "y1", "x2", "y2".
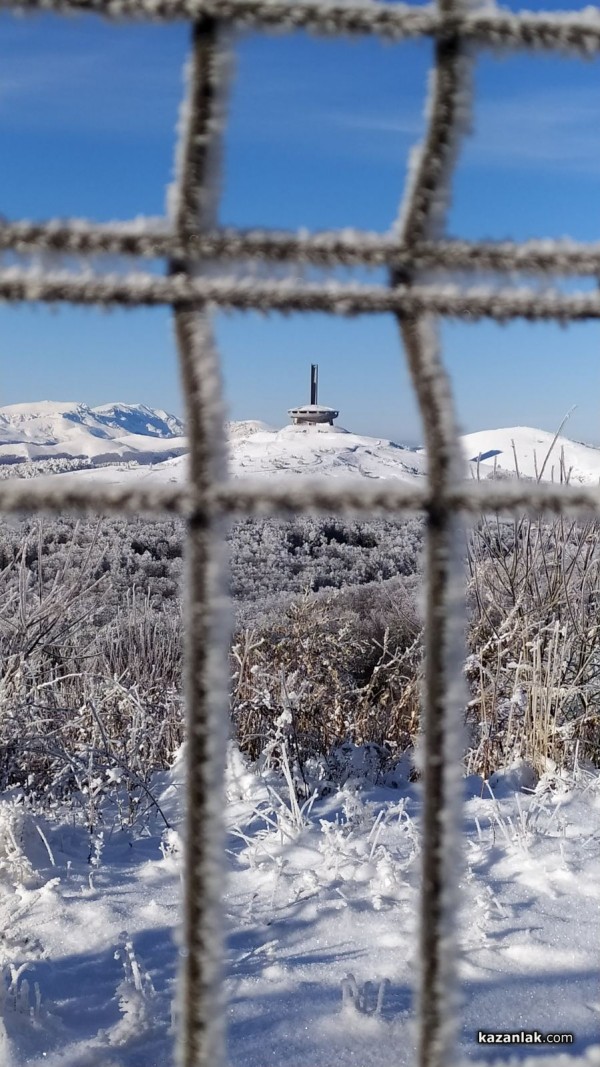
[
  {"x1": 231, "y1": 579, "x2": 423, "y2": 775},
  {"x1": 465, "y1": 513, "x2": 600, "y2": 775}
]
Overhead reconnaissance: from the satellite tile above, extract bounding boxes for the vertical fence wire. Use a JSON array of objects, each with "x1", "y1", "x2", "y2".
[
  {"x1": 392, "y1": 6, "x2": 473, "y2": 1065},
  {"x1": 168, "y1": 17, "x2": 231, "y2": 1067}
]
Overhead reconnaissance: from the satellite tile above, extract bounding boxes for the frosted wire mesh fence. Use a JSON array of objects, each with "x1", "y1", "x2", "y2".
[{"x1": 1, "y1": 2, "x2": 600, "y2": 1067}]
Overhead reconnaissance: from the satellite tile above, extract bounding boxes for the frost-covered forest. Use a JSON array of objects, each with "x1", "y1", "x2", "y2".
[{"x1": 0, "y1": 511, "x2": 597, "y2": 814}]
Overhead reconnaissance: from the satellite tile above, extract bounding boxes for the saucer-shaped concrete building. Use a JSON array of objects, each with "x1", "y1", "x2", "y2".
[{"x1": 288, "y1": 365, "x2": 339, "y2": 426}]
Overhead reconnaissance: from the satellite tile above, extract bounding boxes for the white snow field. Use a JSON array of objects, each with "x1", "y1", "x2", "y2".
[{"x1": 0, "y1": 746, "x2": 599, "y2": 1066}]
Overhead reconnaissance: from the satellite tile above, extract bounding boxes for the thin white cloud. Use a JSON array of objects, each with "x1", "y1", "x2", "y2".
[
  {"x1": 0, "y1": 39, "x2": 183, "y2": 136},
  {"x1": 468, "y1": 87, "x2": 600, "y2": 173},
  {"x1": 312, "y1": 86, "x2": 600, "y2": 175},
  {"x1": 321, "y1": 110, "x2": 422, "y2": 137}
]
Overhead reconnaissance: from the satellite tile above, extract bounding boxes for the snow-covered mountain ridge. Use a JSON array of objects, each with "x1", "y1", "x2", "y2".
[
  {"x1": 3, "y1": 403, "x2": 600, "y2": 488},
  {"x1": 0, "y1": 401, "x2": 185, "y2": 467}
]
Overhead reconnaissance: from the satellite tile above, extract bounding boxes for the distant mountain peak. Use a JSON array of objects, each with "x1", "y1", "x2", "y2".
[
  {"x1": 91, "y1": 403, "x2": 184, "y2": 439},
  {"x1": 0, "y1": 401, "x2": 185, "y2": 468}
]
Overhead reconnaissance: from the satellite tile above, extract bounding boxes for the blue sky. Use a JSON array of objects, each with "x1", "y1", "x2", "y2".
[{"x1": 1, "y1": 2, "x2": 599, "y2": 446}]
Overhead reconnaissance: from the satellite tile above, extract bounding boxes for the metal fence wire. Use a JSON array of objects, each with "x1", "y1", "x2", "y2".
[{"x1": 2, "y1": 2, "x2": 600, "y2": 1066}]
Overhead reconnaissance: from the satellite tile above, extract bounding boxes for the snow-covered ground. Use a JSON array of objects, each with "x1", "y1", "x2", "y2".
[
  {"x1": 1, "y1": 748, "x2": 599, "y2": 1066},
  {"x1": 461, "y1": 427, "x2": 600, "y2": 485}
]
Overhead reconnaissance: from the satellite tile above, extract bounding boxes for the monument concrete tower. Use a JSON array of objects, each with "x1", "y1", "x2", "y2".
[{"x1": 288, "y1": 364, "x2": 339, "y2": 426}]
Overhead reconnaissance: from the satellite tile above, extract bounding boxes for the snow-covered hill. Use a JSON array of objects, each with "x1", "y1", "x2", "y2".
[
  {"x1": 229, "y1": 423, "x2": 427, "y2": 482},
  {"x1": 462, "y1": 425, "x2": 600, "y2": 485},
  {"x1": 0, "y1": 402, "x2": 186, "y2": 467}
]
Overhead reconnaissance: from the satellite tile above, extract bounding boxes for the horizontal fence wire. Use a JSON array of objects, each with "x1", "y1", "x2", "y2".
[
  {"x1": 4, "y1": 270, "x2": 600, "y2": 321},
  {"x1": 1, "y1": 477, "x2": 600, "y2": 517},
  {"x1": 5, "y1": 221, "x2": 600, "y2": 274},
  {"x1": 0, "y1": 1, "x2": 598, "y2": 1066},
  {"x1": 4, "y1": 0, "x2": 600, "y2": 55}
]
